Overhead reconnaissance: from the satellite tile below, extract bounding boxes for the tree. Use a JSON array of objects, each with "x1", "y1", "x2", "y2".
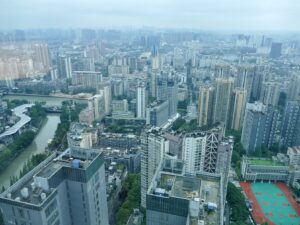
[{"x1": 227, "y1": 182, "x2": 249, "y2": 223}]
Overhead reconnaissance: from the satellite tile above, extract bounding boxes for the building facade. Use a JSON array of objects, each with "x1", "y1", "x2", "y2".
[
  {"x1": 213, "y1": 78, "x2": 234, "y2": 125},
  {"x1": 281, "y1": 101, "x2": 300, "y2": 148},
  {"x1": 137, "y1": 84, "x2": 147, "y2": 119},
  {"x1": 0, "y1": 147, "x2": 109, "y2": 225},
  {"x1": 146, "y1": 101, "x2": 169, "y2": 127},
  {"x1": 198, "y1": 85, "x2": 215, "y2": 127},
  {"x1": 241, "y1": 102, "x2": 279, "y2": 153}
]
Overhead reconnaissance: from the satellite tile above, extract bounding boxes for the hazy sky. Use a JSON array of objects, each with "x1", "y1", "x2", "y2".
[{"x1": 1, "y1": 0, "x2": 299, "y2": 31}]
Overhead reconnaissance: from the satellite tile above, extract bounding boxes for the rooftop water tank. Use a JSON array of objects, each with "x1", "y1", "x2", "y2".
[
  {"x1": 21, "y1": 187, "x2": 29, "y2": 199},
  {"x1": 41, "y1": 192, "x2": 46, "y2": 201},
  {"x1": 72, "y1": 159, "x2": 81, "y2": 168}
]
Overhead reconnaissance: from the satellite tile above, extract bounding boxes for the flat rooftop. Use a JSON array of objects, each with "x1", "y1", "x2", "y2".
[
  {"x1": 249, "y1": 159, "x2": 284, "y2": 166},
  {"x1": 153, "y1": 172, "x2": 221, "y2": 225},
  {"x1": 1, "y1": 148, "x2": 95, "y2": 206}
]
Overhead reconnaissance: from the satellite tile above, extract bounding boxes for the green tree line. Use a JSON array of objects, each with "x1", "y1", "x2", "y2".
[
  {"x1": 116, "y1": 173, "x2": 141, "y2": 225},
  {"x1": 48, "y1": 101, "x2": 86, "y2": 150},
  {"x1": 227, "y1": 182, "x2": 249, "y2": 224},
  {"x1": 0, "y1": 131, "x2": 35, "y2": 173}
]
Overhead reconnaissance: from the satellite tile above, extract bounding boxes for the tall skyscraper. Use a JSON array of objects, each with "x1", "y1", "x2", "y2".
[
  {"x1": 235, "y1": 65, "x2": 255, "y2": 102},
  {"x1": 164, "y1": 80, "x2": 179, "y2": 118},
  {"x1": 150, "y1": 72, "x2": 157, "y2": 98},
  {"x1": 269, "y1": 42, "x2": 282, "y2": 58},
  {"x1": 214, "y1": 63, "x2": 231, "y2": 79},
  {"x1": 288, "y1": 74, "x2": 300, "y2": 101},
  {"x1": 137, "y1": 84, "x2": 147, "y2": 119},
  {"x1": 31, "y1": 43, "x2": 50, "y2": 72},
  {"x1": 198, "y1": 85, "x2": 215, "y2": 127},
  {"x1": 182, "y1": 132, "x2": 207, "y2": 174},
  {"x1": 228, "y1": 88, "x2": 247, "y2": 130},
  {"x1": 241, "y1": 102, "x2": 279, "y2": 153},
  {"x1": 88, "y1": 94, "x2": 105, "y2": 121},
  {"x1": 151, "y1": 46, "x2": 160, "y2": 70},
  {"x1": 213, "y1": 78, "x2": 234, "y2": 125},
  {"x1": 0, "y1": 147, "x2": 109, "y2": 225},
  {"x1": 141, "y1": 129, "x2": 167, "y2": 208},
  {"x1": 57, "y1": 55, "x2": 72, "y2": 79},
  {"x1": 157, "y1": 78, "x2": 168, "y2": 101},
  {"x1": 281, "y1": 101, "x2": 300, "y2": 148},
  {"x1": 251, "y1": 65, "x2": 267, "y2": 101},
  {"x1": 182, "y1": 125, "x2": 231, "y2": 175},
  {"x1": 260, "y1": 81, "x2": 281, "y2": 106},
  {"x1": 100, "y1": 84, "x2": 112, "y2": 115}
]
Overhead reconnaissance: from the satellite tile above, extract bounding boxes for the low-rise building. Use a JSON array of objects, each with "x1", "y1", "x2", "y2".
[{"x1": 241, "y1": 153, "x2": 300, "y2": 188}]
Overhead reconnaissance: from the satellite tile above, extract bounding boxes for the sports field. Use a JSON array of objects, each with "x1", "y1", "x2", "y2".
[{"x1": 240, "y1": 182, "x2": 300, "y2": 225}]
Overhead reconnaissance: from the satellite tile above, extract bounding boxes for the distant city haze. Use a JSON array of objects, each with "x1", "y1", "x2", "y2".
[{"x1": 1, "y1": 0, "x2": 300, "y2": 31}]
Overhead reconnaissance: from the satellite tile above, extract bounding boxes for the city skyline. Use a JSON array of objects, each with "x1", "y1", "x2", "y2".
[{"x1": 1, "y1": 0, "x2": 300, "y2": 32}]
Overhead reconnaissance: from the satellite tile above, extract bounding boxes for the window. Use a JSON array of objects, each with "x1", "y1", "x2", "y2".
[
  {"x1": 45, "y1": 200, "x2": 58, "y2": 218},
  {"x1": 18, "y1": 209, "x2": 25, "y2": 218}
]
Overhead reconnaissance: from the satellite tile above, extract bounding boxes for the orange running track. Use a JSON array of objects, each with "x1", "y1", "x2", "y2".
[
  {"x1": 276, "y1": 182, "x2": 300, "y2": 216},
  {"x1": 240, "y1": 182, "x2": 275, "y2": 225}
]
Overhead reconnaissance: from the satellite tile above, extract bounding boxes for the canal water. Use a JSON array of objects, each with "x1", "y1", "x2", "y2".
[{"x1": 0, "y1": 114, "x2": 60, "y2": 188}]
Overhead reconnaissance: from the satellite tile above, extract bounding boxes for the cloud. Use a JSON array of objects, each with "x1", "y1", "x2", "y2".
[{"x1": 0, "y1": 0, "x2": 299, "y2": 31}]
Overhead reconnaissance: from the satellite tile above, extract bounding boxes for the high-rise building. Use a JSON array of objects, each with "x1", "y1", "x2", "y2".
[
  {"x1": 137, "y1": 84, "x2": 147, "y2": 119},
  {"x1": 251, "y1": 65, "x2": 267, "y2": 101},
  {"x1": 213, "y1": 78, "x2": 234, "y2": 125},
  {"x1": 235, "y1": 65, "x2": 255, "y2": 102},
  {"x1": 150, "y1": 72, "x2": 157, "y2": 98},
  {"x1": 182, "y1": 125, "x2": 231, "y2": 176},
  {"x1": 31, "y1": 43, "x2": 50, "y2": 72},
  {"x1": 260, "y1": 81, "x2": 281, "y2": 106},
  {"x1": 146, "y1": 164, "x2": 224, "y2": 225},
  {"x1": 151, "y1": 47, "x2": 160, "y2": 70},
  {"x1": 214, "y1": 63, "x2": 231, "y2": 79},
  {"x1": 288, "y1": 74, "x2": 300, "y2": 101},
  {"x1": 72, "y1": 71, "x2": 102, "y2": 90},
  {"x1": 198, "y1": 85, "x2": 215, "y2": 127},
  {"x1": 100, "y1": 84, "x2": 112, "y2": 115},
  {"x1": 157, "y1": 78, "x2": 168, "y2": 101},
  {"x1": 269, "y1": 42, "x2": 282, "y2": 58},
  {"x1": 141, "y1": 129, "x2": 167, "y2": 208},
  {"x1": 281, "y1": 101, "x2": 300, "y2": 148},
  {"x1": 146, "y1": 101, "x2": 169, "y2": 127},
  {"x1": 0, "y1": 147, "x2": 109, "y2": 225},
  {"x1": 145, "y1": 131, "x2": 232, "y2": 225},
  {"x1": 156, "y1": 79, "x2": 178, "y2": 118},
  {"x1": 182, "y1": 132, "x2": 207, "y2": 174},
  {"x1": 287, "y1": 146, "x2": 300, "y2": 168},
  {"x1": 57, "y1": 55, "x2": 72, "y2": 79},
  {"x1": 228, "y1": 88, "x2": 247, "y2": 130},
  {"x1": 88, "y1": 94, "x2": 105, "y2": 121},
  {"x1": 241, "y1": 102, "x2": 279, "y2": 153}
]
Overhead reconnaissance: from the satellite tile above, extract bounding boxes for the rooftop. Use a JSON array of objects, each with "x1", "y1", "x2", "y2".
[
  {"x1": 249, "y1": 158, "x2": 284, "y2": 166},
  {"x1": 288, "y1": 146, "x2": 300, "y2": 154},
  {"x1": 1, "y1": 148, "x2": 97, "y2": 206},
  {"x1": 150, "y1": 172, "x2": 221, "y2": 225}
]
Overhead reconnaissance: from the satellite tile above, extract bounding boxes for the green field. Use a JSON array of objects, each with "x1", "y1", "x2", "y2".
[
  {"x1": 249, "y1": 159, "x2": 284, "y2": 166},
  {"x1": 252, "y1": 183, "x2": 299, "y2": 225}
]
